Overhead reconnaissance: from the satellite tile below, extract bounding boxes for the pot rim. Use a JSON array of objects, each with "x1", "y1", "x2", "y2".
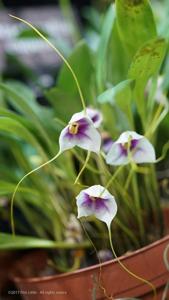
[{"x1": 13, "y1": 234, "x2": 169, "y2": 284}]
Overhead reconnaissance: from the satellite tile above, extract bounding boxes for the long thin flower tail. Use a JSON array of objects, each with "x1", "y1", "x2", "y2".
[
  {"x1": 108, "y1": 228, "x2": 157, "y2": 300},
  {"x1": 11, "y1": 151, "x2": 61, "y2": 235},
  {"x1": 9, "y1": 14, "x2": 86, "y2": 113}
]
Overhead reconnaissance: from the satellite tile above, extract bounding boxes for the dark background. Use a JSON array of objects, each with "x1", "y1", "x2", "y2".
[{"x1": 2, "y1": 0, "x2": 91, "y2": 7}]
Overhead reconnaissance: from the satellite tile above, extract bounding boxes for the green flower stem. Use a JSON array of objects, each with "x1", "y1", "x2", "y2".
[
  {"x1": 150, "y1": 165, "x2": 164, "y2": 235},
  {"x1": 108, "y1": 227, "x2": 157, "y2": 300},
  {"x1": 72, "y1": 150, "x2": 102, "y2": 174},
  {"x1": 74, "y1": 151, "x2": 91, "y2": 184},
  {"x1": 131, "y1": 173, "x2": 145, "y2": 244},
  {"x1": 145, "y1": 104, "x2": 164, "y2": 138}
]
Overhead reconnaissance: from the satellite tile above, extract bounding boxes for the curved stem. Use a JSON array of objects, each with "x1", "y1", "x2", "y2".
[
  {"x1": 9, "y1": 15, "x2": 86, "y2": 113},
  {"x1": 108, "y1": 227, "x2": 157, "y2": 300},
  {"x1": 155, "y1": 141, "x2": 169, "y2": 163},
  {"x1": 74, "y1": 151, "x2": 91, "y2": 184},
  {"x1": 11, "y1": 151, "x2": 61, "y2": 236}
]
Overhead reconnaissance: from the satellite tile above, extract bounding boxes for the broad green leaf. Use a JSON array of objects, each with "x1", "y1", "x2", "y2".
[
  {"x1": 96, "y1": 4, "x2": 115, "y2": 92},
  {"x1": 0, "y1": 233, "x2": 90, "y2": 250},
  {"x1": 116, "y1": 0, "x2": 157, "y2": 57},
  {"x1": 98, "y1": 80, "x2": 134, "y2": 127},
  {"x1": 128, "y1": 38, "x2": 167, "y2": 120},
  {"x1": 46, "y1": 88, "x2": 82, "y2": 122},
  {"x1": 57, "y1": 40, "x2": 95, "y2": 102},
  {"x1": 107, "y1": 20, "x2": 130, "y2": 85}
]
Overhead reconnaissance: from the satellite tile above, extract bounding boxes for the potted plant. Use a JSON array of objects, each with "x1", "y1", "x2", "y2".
[{"x1": 0, "y1": 0, "x2": 169, "y2": 299}]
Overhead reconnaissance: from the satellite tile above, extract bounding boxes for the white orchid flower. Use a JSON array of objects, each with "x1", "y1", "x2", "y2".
[
  {"x1": 59, "y1": 111, "x2": 101, "y2": 153},
  {"x1": 106, "y1": 131, "x2": 156, "y2": 166},
  {"x1": 76, "y1": 185, "x2": 117, "y2": 229}
]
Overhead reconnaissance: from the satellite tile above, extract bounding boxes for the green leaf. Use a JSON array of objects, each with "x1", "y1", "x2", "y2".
[
  {"x1": 96, "y1": 4, "x2": 115, "y2": 92},
  {"x1": 116, "y1": 0, "x2": 157, "y2": 57},
  {"x1": 0, "y1": 233, "x2": 90, "y2": 250},
  {"x1": 57, "y1": 40, "x2": 95, "y2": 102},
  {"x1": 17, "y1": 28, "x2": 50, "y2": 39},
  {"x1": 107, "y1": 20, "x2": 130, "y2": 85},
  {"x1": 98, "y1": 79, "x2": 134, "y2": 127},
  {"x1": 128, "y1": 38, "x2": 167, "y2": 120},
  {"x1": 46, "y1": 88, "x2": 82, "y2": 123}
]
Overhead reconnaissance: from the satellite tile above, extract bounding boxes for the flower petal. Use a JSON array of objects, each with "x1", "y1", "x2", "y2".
[
  {"x1": 132, "y1": 137, "x2": 156, "y2": 163},
  {"x1": 102, "y1": 136, "x2": 114, "y2": 154},
  {"x1": 106, "y1": 143, "x2": 129, "y2": 166},
  {"x1": 76, "y1": 185, "x2": 117, "y2": 228},
  {"x1": 86, "y1": 107, "x2": 103, "y2": 128}
]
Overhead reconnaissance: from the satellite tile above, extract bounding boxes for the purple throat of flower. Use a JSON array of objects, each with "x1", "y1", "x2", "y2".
[
  {"x1": 82, "y1": 193, "x2": 109, "y2": 212},
  {"x1": 66, "y1": 118, "x2": 90, "y2": 140},
  {"x1": 120, "y1": 139, "x2": 139, "y2": 156},
  {"x1": 91, "y1": 113, "x2": 100, "y2": 123}
]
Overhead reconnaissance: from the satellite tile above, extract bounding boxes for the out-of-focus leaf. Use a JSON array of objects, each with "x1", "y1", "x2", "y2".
[
  {"x1": 0, "y1": 117, "x2": 46, "y2": 158},
  {"x1": 0, "y1": 180, "x2": 40, "y2": 197},
  {"x1": 0, "y1": 233, "x2": 90, "y2": 250},
  {"x1": 116, "y1": 0, "x2": 157, "y2": 57},
  {"x1": 0, "y1": 81, "x2": 52, "y2": 151},
  {"x1": 46, "y1": 88, "x2": 82, "y2": 123},
  {"x1": 98, "y1": 80, "x2": 134, "y2": 127},
  {"x1": 107, "y1": 21, "x2": 129, "y2": 85},
  {"x1": 96, "y1": 4, "x2": 115, "y2": 92},
  {"x1": 17, "y1": 28, "x2": 50, "y2": 39},
  {"x1": 57, "y1": 40, "x2": 95, "y2": 103}
]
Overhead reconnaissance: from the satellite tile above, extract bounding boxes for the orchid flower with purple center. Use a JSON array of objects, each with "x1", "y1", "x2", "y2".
[
  {"x1": 76, "y1": 185, "x2": 117, "y2": 229},
  {"x1": 86, "y1": 107, "x2": 103, "y2": 128},
  {"x1": 59, "y1": 111, "x2": 101, "y2": 153},
  {"x1": 106, "y1": 131, "x2": 156, "y2": 166}
]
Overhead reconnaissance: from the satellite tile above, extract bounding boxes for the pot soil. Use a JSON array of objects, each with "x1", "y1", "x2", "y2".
[{"x1": 11, "y1": 209, "x2": 169, "y2": 300}]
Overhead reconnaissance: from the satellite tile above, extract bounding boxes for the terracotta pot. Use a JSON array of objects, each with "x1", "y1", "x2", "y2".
[{"x1": 11, "y1": 210, "x2": 169, "y2": 300}]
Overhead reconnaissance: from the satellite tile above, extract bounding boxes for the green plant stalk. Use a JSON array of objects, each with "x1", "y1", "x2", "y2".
[
  {"x1": 150, "y1": 165, "x2": 164, "y2": 235},
  {"x1": 131, "y1": 173, "x2": 146, "y2": 245}
]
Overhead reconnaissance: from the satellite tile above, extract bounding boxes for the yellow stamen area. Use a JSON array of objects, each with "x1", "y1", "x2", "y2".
[
  {"x1": 90, "y1": 196, "x2": 97, "y2": 202},
  {"x1": 69, "y1": 122, "x2": 79, "y2": 135},
  {"x1": 122, "y1": 142, "x2": 129, "y2": 150}
]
